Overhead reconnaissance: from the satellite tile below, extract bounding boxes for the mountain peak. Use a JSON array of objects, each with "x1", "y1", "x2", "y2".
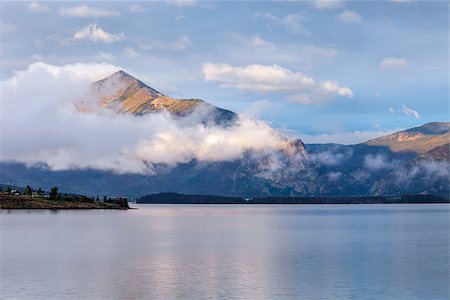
[
  {"x1": 89, "y1": 71, "x2": 237, "y2": 123},
  {"x1": 101, "y1": 70, "x2": 149, "y2": 90},
  {"x1": 111, "y1": 70, "x2": 137, "y2": 80}
]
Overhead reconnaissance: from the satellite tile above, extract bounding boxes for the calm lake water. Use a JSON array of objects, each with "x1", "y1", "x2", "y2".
[{"x1": 0, "y1": 204, "x2": 449, "y2": 299}]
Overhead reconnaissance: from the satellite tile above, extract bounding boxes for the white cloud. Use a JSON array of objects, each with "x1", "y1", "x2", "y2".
[
  {"x1": 0, "y1": 62, "x2": 295, "y2": 174},
  {"x1": 123, "y1": 46, "x2": 140, "y2": 58},
  {"x1": 28, "y1": 2, "x2": 49, "y2": 13},
  {"x1": 380, "y1": 57, "x2": 409, "y2": 71},
  {"x1": 298, "y1": 130, "x2": 397, "y2": 145},
  {"x1": 401, "y1": 104, "x2": 420, "y2": 119},
  {"x1": 139, "y1": 36, "x2": 192, "y2": 51},
  {"x1": 67, "y1": 23, "x2": 125, "y2": 44},
  {"x1": 313, "y1": 0, "x2": 345, "y2": 10},
  {"x1": 256, "y1": 12, "x2": 309, "y2": 35},
  {"x1": 321, "y1": 80, "x2": 353, "y2": 97},
  {"x1": 389, "y1": 104, "x2": 420, "y2": 119},
  {"x1": 337, "y1": 10, "x2": 361, "y2": 23},
  {"x1": 364, "y1": 154, "x2": 395, "y2": 171},
  {"x1": 202, "y1": 63, "x2": 353, "y2": 105},
  {"x1": 327, "y1": 171, "x2": 342, "y2": 181},
  {"x1": 308, "y1": 150, "x2": 352, "y2": 166},
  {"x1": 59, "y1": 5, "x2": 120, "y2": 18},
  {"x1": 242, "y1": 100, "x2": 276, "y2": 118}
]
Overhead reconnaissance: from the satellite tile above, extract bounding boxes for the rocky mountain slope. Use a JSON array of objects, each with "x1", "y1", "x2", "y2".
[
  {"x1": 364, "y1": 122, "x2": 450, "y2": 156},
  {"x1": 79, "y1": 70, "x2": 236, "y2": 125}
]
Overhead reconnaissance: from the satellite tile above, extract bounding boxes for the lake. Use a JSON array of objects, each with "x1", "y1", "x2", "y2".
[{"x1": 1, "y1": 204, "x2": 449, "y2": 299}]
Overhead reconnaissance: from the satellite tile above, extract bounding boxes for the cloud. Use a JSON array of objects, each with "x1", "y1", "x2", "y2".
[
  {"x1": 242, "y1": 100, "x2": 276, "y2": 118},
  {"x1": 391, "y1": 160, "x2": 448, "y2": 187},
  {"x1": 28, "y1": 2, "x2": 49, "y2": 13},
  {"x1": 0, "y1": 62, "x2": 295, "y2": 174},
  {"x1": 327, "y1": 171, "x2": 342, "y2": 181},
  {"x1": 139, "y1": 36, "x2": 192, "y2": 51},
  {"x1": 308, "y1": 149, "x2": 352, "y2": 166},
  {"x1": 202, "y1": 63, "x2": 353, "y2": 105},
  {"x1": 59, "y1": 5, "x2": 120, "y2": 18},
  {"x1": 380, "y1": 57, "x2": 409, "y2": 71},
  {"x1": 337, "y1": 10, "x2": 361, "y2": 23},
  {"x1": 388, "y1": 104, "x2": 420, "y2": 119},
  {"x1": 66, "y1": 23, "x2": 125, "y2": 44},
  {"x1": 400, "y1": 104, "x2": 420, "y2": 119},
  {"x1": 313, "y1": 0, "x2": 345, "y2": 10},
  {"x1": 123, "y1": 46, "x2": 140, "y2": 58},
  {"x1": 364, "y1": 154, "x2": 395, "y2": 171},
  {"x1": 255, "y1": 12, "x2": 309, "y2": 35},
  {"x1": 298, "y1": 129, "x2": 397, "y2": 145}
]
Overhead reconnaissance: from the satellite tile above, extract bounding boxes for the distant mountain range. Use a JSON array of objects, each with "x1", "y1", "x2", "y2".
[{"x1": 1, "y1": 71, "x2": 448, "y2": 198}]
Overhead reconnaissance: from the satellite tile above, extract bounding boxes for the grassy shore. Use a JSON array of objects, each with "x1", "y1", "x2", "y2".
[{"x1": 0, "y1": 194, "x2": 129, "y2": 209}]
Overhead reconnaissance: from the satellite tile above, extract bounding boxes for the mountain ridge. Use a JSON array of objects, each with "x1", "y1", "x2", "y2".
[{"x1": 364, "y1": 122, "x2": 450, "y2": 156}]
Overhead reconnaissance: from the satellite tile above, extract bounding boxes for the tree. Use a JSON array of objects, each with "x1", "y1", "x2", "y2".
[
  {"x1": 24, "y1": 185, "x2": 32, "y2": 196},
  {"x1": 6, "y1": 186, "x2": 12, "y2": 194},
  {"x1": 50, "y1": 186, "x2": 59, "y2": 200}
]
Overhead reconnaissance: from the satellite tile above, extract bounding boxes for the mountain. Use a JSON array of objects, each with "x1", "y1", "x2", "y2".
[
  {"x1": 0, "y1": 70, "x2": 448, "y2": 198},
  {"x1": 2, "y1": 122, "x2": 447, "y2": 198},
  {"x1": 421, "y1": 143, "x2": 449, "y2": 161},
  {"x1": 364, "y1": 122, "x2": 450, "y2": 155},
  {"x1": 80, "y1": 70, "x2": 236, "y2": 124}
]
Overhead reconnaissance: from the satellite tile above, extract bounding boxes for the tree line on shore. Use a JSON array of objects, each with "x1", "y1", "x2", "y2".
[
  {"x1": 136, "y1": 192, "x2": 449, "y2": 204},
  {"x1": 0, "y1": 184, "x2": 128, "y2": 206}
]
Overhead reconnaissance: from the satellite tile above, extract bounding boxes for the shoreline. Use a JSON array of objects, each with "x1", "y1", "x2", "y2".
[
  {"x1": 136, "y1": 193, "x2": 450, "y2": 205},
  {"x1": 0, "y1": 194, "x2": 130, "y2": 210}
]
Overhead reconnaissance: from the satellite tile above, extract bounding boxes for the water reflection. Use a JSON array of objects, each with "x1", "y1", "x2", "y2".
[{"x1": 0, "y1": 204, "x2": 448, "y2": 299}]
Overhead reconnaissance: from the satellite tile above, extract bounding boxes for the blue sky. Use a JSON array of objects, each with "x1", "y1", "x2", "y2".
[{"x1": 0, "y1": 0, "x2": 448, "y2": 143}]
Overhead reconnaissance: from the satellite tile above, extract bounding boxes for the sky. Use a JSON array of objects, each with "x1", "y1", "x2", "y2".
[{"x1": 0, "y1": 0, "x2": 448, "y2": 144}]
